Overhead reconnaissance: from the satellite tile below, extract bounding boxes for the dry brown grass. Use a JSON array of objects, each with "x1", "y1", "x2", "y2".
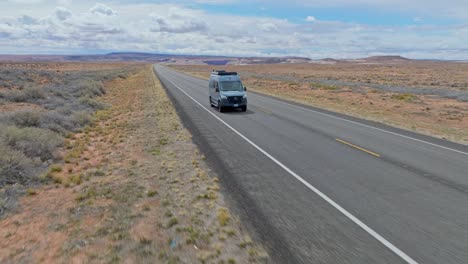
[{"x1": 0, "y1": 64, "x2": 266, "y2": 263}]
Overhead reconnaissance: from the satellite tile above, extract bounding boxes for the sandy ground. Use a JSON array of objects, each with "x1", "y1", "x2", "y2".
[
  {"x1": 0, "y1": 65, "x2": 266, "y2": 263},
  {"x1": 170, "y1": 63, "x2": 468, "y2": 144}
]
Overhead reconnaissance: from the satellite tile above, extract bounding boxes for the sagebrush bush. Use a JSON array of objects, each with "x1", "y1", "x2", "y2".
[
  {"x1": 2, "y1": 87, "x2": 45, "y2": 103},
  {"x1": 78, "y1": 97, "x2": 108, "y2": 110},
  {"x1": 74, "y1": 81, "x2": 106, "y2": 98},
  {"x1": 0, "y1": 126, "x2": 63, "y2": 161},
  {"x1": 0, "y1": 109, "x2": 95, "y2": 135},
  {"x1": 0, "y1": 143, "x2": 33, "y2": 187},
  {"x1": 71, "y1": 111, "x2": 92, "y2": 127},
  {"x1": 0, "y1": 110, "x2": 42, "y2": 127},
  {"x1": 39, "y1": 111, "x2": 73, "y2": 134}
]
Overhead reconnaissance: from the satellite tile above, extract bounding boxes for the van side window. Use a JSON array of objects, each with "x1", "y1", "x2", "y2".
[
  {"x1": 214, "y1": 81, "x2": 218, "y2": 89},
  {"x1": 209, "y1": 80, "x2": 213, "y2": 89}
]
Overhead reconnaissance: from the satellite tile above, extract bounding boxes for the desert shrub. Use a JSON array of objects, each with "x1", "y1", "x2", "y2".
[
  {"x1": 0, "y1": 186, "x2": 20, "y2": 216},
  {"x1": 0, "y1": 143, "x2": 34, "y2": 187},
  {"x1": 0, "y1": 126, "x2": 63, "y2": 161},
  {"x1": 391, "y1": 93, "x2": 417, "y2": 102},
  {"x1": 2, "y1": 87, "x2": 45, "y2": 102},
  {"x1": 71, "y1": 111, "x2": 92, "y2": 127},
  {"x1": 2, "y1": 90, "x2": 24, "y2": 102},
  {"x1": 0, "y1": 110, "x2": 42, "y2": 127},
  {"x1": 39, "y1": 111, "x2": 72, "y2": 133},
  {"x1": 78, "y1": 80, "x2": 106, "y2": 97},
  {"x1": 0, "y1": 110, "x2": 90, "y2": 135},
  {"x1": 2, "y1": 87, "x2": 45, "y2": 103},
  {"x1": 78, "y1": 97, "x2": 108, "y2": 110},
  {"x1": 23, "y1": 87, "x2": 45, "y2": 100},
  {"x1": 39, "y1": 110, "x2": 92, "y2": 134},
  {"x1": 310, "y1": 82, "x2": 339, "y2": 90}
]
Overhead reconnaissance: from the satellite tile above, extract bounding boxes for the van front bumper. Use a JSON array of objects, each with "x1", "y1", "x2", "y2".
[{"x1": 220, "y1": 97, "x2": 247, "y2": 107}]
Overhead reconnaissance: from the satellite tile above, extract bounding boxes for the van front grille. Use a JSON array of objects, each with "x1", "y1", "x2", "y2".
[{"x1": 227, "y1": 96, "x2": 243, "y2": 104}]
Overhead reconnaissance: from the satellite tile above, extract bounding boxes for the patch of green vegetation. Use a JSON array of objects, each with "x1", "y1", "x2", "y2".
[
  {"x1": 75, "y1": 187, "x2": 99, "y2": 202},
  {"x1": 149, "y1": 147, "x2": 161, "y2": 156},
  {"x1": 197, "y1": 191, "x2": 217, "y2": 200},
  {"x1": 391, "y1": 93, "x2": 417, "y2": 102},
  {"x1": 26, "y1": 188, "x2": 37, "y2": 196},
  {"x1": 166, "y1": 217, "x2": 179, "y2": 228},
  {"x1": 159, "y1": 138, "x2": 169, "y2": 146},
  {"x1": 69, "y1": 174, "x2": 82, "y2": 185},
  {"x1": 50, "y1": 165, "x2": 63, "y2": 173},
  {"x1": 184, "y1": 226, "x2": 201, "y2": 244},
  {"x1": 147, "y1": 190, "x2": 158, "y2": 197},
  {"x1": 238, "y1": 236, "x2": 253, "y2": 249},
  {"x1": 161, "y1": 199, "x2": 170, "y2": 207},
  {"x1": 310, "y1": 82, "x2": 339, "y2": 90},
  {"x1": 217, "y1": 208, "x2": 231, "y2": 226}
]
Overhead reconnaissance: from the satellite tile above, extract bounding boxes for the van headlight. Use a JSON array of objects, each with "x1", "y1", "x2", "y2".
[
  {"x1": 242, "y1": 95, "x2": 247, "y2": 99},
  {"x1": 220, "y1": 95, "x2": 227, "y2": 100}
]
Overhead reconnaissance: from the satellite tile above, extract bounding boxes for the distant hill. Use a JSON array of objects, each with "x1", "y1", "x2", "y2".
[
  {"x1": 361, "y1": 55, "x2": 411, "y2": 62},
  {"x1": 316, "y1": 56, "x2": 414, "y2": 64},
  {"x1": 0, "y1": 52, "x2": 311, "y2": 65}
]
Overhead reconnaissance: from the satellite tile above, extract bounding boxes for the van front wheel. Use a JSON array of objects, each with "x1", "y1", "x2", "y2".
[
  {"x1": 218, "y1": 102, "x2": 224, "y2": 113},
  {"x1": 241, "y1": 105, "x2": 247, "y2": 112},
  {"x1": 209, "y1": 97, "x2": 214, "y2": 107}
]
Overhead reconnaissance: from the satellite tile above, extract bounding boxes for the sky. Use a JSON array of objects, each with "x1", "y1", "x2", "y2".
[{"x1": 1, "y1": 0, "x2": 468, "y2": 59}]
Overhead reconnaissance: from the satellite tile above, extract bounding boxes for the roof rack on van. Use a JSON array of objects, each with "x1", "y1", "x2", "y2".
[{"x1": 212, "y1": 70, "x2": 237, "y2": 76}]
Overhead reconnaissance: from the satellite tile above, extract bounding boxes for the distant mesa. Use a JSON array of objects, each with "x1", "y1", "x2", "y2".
[
  {"x1": 316, "y1": 56, "x2": 412, "y2": 64},
  {"x1": 316, "y1": 58, "x2": 342, "y2": 64},
  {"x1": 321, "y1": 58, "x2": 339, "y2": 62},
  {"x1": 203, "y1": 60, "x2": 230, "y2": 65},
  {"x1": 362, "y1": 55, "x2": 411, "y2": 62}
]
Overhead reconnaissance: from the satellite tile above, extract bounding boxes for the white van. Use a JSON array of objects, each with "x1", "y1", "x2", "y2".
[{"x1": 209, "y1": 70, "x2": 247, "y2": 112}]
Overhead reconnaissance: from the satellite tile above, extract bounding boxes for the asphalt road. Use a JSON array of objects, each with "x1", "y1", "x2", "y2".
[{"x1": 154, "y1": 65, "x2": 468, "y2": 264}]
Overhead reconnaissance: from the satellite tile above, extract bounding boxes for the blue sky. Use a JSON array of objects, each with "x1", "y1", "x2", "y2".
[
  {"x1": 0, "y1": 0, "x2": 467, "y2": 59},
  {"x1": 196, "y1": 3, "x2": 456, "y2": 26}
]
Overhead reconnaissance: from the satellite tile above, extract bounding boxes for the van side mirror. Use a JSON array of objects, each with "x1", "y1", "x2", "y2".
[
  {"x1": 244, "y1": 86, "x2": 247, "y2": 91},
  {"x1": 215, "y1": 88, "x2": 219, "y2": 92}
]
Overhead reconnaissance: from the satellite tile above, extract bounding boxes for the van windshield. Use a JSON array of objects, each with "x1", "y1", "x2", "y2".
[{"x1": 220, "y1": 81, "x2": 243, "y2": 92}]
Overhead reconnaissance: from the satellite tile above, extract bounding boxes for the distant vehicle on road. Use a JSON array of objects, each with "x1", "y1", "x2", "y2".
[{"x1": 209, "y1": 70, "x2": 247, "y2": 112}]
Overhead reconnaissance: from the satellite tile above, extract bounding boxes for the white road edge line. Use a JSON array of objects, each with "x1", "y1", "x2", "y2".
[
  {"x1": 248, "y1": 92, "x2": 467, "y2": 156},
  {"x1": 156, "y1": 66, "x2": 419, "y2": 264}
]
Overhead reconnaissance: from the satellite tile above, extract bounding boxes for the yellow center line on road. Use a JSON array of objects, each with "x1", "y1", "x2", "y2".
[{"x1": 336, "y1": 138, "x2": 381, "y2": 157}]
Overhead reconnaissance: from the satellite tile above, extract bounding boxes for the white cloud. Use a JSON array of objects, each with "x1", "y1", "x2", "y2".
[
  {"x1": 150, "y1": 10, "x2": 207, "y2": 34},
  {"x1": 18, "y1": 15, "x2": 39, "y2": 25},
  {"x1": 258, "y1": 22, "x2": 278, "y2": 32},
  {"x1": 54, "y1": 7, "x2": 72, "y2": 21},
  {"x1": 90, "y1": 3, "x2": 116, "y2": 16},
  {"x1": 305, "y1": 16, "x2": 316, "y2": 22},
  {"x1": 0, "y1": 2, "x2": 468, "y2": 59}
]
